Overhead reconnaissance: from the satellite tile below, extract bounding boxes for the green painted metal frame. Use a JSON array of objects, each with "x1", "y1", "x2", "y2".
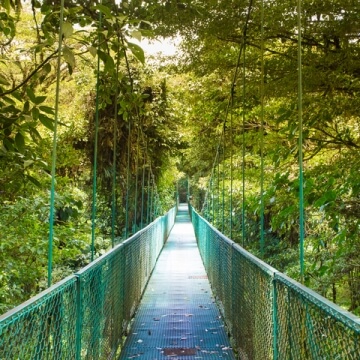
[
  {"x1": 191, "y1": 206, "x2": 360, "y2": 360},
  {"x1": 0, "y1": 207, "x2": 177, "y2": 359}
]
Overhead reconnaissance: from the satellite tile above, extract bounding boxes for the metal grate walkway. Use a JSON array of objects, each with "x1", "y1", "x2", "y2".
[{"x1": 119, "y1": 204, "x2": 235, "y2": 359}]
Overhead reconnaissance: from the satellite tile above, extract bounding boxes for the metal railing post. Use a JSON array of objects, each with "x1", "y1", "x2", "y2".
[
  {"x1": 75, "y1": 275, "x2": 82, "y2": 360},
  {"x1": 272, "y1": 276, "x2": 278, "y2": 360}
]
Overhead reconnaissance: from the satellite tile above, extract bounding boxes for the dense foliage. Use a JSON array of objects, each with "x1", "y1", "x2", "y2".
[
  {"x1": 158, "y1": 0, "x2": 359, "y2": 314},
  {"x1": 0, "y1": 0, "x2": 359, "y2": 317},
  {"x1": 0, "y1": 0, "x2": 182, "y2": 313}
]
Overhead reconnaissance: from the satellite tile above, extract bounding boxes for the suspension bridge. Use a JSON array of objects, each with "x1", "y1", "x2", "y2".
[
  {"x1": 1, "y1": 0, "x2": 360, "y2": 358},
  {"x1": 1, "y1": 203, "x2": 359, "y2": 359}
]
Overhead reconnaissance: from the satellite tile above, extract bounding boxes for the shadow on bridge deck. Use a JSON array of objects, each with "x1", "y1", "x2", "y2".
[{"x1": 119, "y1": 203, "x2": 235, "y2": 360}]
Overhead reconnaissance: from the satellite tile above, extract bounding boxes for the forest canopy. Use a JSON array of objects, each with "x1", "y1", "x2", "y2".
[{"x1": 0, "y1": 0, "x2": 359, "y2": 316}]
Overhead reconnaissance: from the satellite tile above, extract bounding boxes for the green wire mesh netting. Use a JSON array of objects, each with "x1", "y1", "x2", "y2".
[
  {"x1": 0, "y1": 276, "x2": 78, "y2": 359},
  {"x1": 0, "y1": 207, "x2": 176, "y2": 359},
  {"x1": 191, "y1": 207, "x2": 360, "y2": 360},
  {"x1": 275, "y1": 273, "x2": 360, "y2": 359}
]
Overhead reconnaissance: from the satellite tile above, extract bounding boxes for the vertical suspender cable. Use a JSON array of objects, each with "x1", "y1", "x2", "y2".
[
  {"x1": 91, "y1": 7, "x2": 102, "y2": 262},
  {"x1": 217, "y1": 160, "x2": 220, "y2": 226},
  {"x1": 187, "y1": 175, "x2": 190, "y2": 200},
  {"x1": 210, "y1": 173, "x2": 214, "y2": 221},
  {"x1": 230, "y1": 86, "x2": 234, "y2": 239},
  {"x1": 147, "y1": 170, "x2": 151, "y2": 224},
  {"x1": 134, "y1": 126, "x2": 140, "y2": 232},
  {"x1": 111, "y1": 31, "x2": 121, "y2": 247},
  {"x1": 139, "y1": 130, "x2": 148, "y2": 228},
  {"x1": 122, "y1": 35, "x2": 133, "y2": 238},
  {"x1": 125, "y1": 120, "x2": 131, "y2": 238},
  {"x1": 297, "y1": 0, "x2": 305, "y2": 282},
  {"x1": 150, "y1": 175, "x2": 154, "y2": 222},
  {"x1": 222, "y1": 128, "x2": 225, "y2": 233},
  {"x1": 240, "y1": 0, "x2": 253, "y2": 247},
  {"x1": 260, "y1": 0, "x2": 265, "y2": 257},
  {"x1": 47, "y1": 0, "x2": 65, "y2": 287},
  {"x1": 140, "y1": 156, "x2": 146, "y2": 229},
  {"x1": 241, "y1": 37, "x2": 246, "y2": 248},
  {"x1": 200, "y1": 0, "x2": 252, "y2": 237}
]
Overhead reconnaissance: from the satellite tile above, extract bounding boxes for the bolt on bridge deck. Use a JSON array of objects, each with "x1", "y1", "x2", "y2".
[{"x1": 119, "y1": 204, "x2": 235, "y2": 359}]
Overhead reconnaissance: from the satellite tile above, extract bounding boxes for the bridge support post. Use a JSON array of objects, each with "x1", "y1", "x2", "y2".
[
  {"x1": 272, "y1": 277, "x2": 278, "y2": 360},
  {"x1": 75, "y1": 276, "x2": 82, "y2": 360}
]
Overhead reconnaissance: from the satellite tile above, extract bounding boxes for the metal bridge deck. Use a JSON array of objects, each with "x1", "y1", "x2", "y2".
[{"x1": 119, "y1": 204, "x2": 235, "y2": 360}]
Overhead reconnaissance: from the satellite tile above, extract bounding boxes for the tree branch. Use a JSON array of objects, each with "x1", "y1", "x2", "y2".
[{"x1": 0, "y1": 49, "x2": 58, "y2": 97}]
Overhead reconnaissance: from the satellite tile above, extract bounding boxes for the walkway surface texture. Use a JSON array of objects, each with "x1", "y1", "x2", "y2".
[{"x1": 119, "y1": 204, "x2": 235, "y2": 360}]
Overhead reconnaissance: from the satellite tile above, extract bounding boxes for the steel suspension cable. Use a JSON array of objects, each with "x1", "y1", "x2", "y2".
[
  {"x1": 222, "y1": 124, "x2": 225, "y2": 233},
  {"x1": 125, "y1": 119, "x2": 131, "y2": 238},
  {"x1": 133, "y1": 125, "x2": 140, "y2": 232},
  {"x1": 297, "y1": 0, "x2": 305, "y2": 282},
  {"x1": 121, "y1": 36, "x2": 164, "y2": 227},
  {"x1": 140, "y1": 155, "x2": 146, "y2": 229},
  {"x1": 90, "y1": 7, "x2": 102, "y2": 262},
  {"x1": 230, "y1": 87, "x2": 234, "y2": 239},
  {"x1": 121, "y1": 35, "x2": 134, "y2": 238},
  {"x1": 241, "y1": 36, "x2": 246, "y2": 248},
  {"x1": 147, "y1": 170, "x2": 151, "y2": 223},
  {"x1": 111, "y1": 30, "x2": 121, "y2": 247},
  {"x1": 260, "y1": 0, "x2": 265, "y2": 257},
  {"x1": 47, "y1": 0, "x2": 65, "y2": 287},
  {"x1": 241, "y1": 0, "x2": 253, "y2": 247},
  {"x1": 217, "y1": 159, "x2": 220, "y2": 226},
  {"x1": 202, "y1": 0, "x2": 253, "y2": 237}
]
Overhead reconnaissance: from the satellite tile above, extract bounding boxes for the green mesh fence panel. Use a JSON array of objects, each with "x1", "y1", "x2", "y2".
[
  {"x1": 192, "y1": 208, "x2": 274, "y2": 359},
  {"x1": 76, "y1": 209, "x2": 176, "y2": 359},
  {"x1": 0, "y1": 207, "x2": 176, "y2": 359},
  {"x1": 190, "y1": 207, "x2": 360, "y2": 360},
  {"x1": 274, "y1": 273, "x2": 360, "y2": 360},
  {"x1": 0, "y1": 276, "x2": 78, "y2": 360}
]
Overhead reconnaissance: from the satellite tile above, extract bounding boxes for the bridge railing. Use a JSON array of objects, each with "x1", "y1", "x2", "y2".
[
  {"x1": 0, "y1": 206, "x2": 177, "y2": 360},
  {"x1": 191, "y1": 207, "x2": 360, "y2": 360}
]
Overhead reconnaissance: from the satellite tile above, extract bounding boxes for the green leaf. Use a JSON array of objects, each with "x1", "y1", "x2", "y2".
[
  {"x1": 23, "y1": 101, "x2": 30, "y2": 113},
  {"x1": 62, "y1": 22, "x2": 74, "y2": 38},
  {"x1": 11, "y1": 91, "x2": 22, "y2": 102},
  {"x1": 39, "y1": 106, "x2": 55, "y2": 115},
  {"x1": 127, "y1": 42, "x2": 145, "y2": 64},
  {"x1": 39, "y1": 114, "x2": 55, "y2": 131},
  {"x1": 2, "y1": 95, "x2": 15, "y2": 105},
  {"x1": 95, "y1": 4, "x2": 112, "y2": 18},
  {"x1": 26, "y1": 87, "x2": 37, "y2": 103},
  {"x1": 104, "y1": 55, "x2": 115, "y2": 74},
  {"x1": 67, "y1": 63, "x2": 73, "y2": 76},
  {"x1": 88, "y1": 46, "x2": 97, "y2": 57},
  {"x1": 15, "y1": 132, "x2": 25, "y2": 152},
  {"x1": 0, "y1": 74, "x2": 10, "y2": 86},
  {"x1": 131, "y1": 30, "x2": 142, "y2": 42},
  {"x1": 63, "y1": 46, "x2": 76, "y2": 69},
  {"x1": 29, "y1": 127, "x2": 42, "y2": 143},
  {"x1": 3, "y1": 137, "x2": 14, "y2": 151},
  {"x1": 24, "y1": 160, "x2": 34, "y2": 168},
  {"x1": 43, "y1": 63, "x2": 51, "y2": 74},
  {"x1": 32, "y1": 107, "x2": 39, "y2": 120},
  {"x1": 34, "y1": 96, "x2": 47, "y2": 105},
  {"x1": 27, "y1": 175, "x2": 42, "y2": 188},
  {"x1": 3, "y1": 0, "x2": 10, "y2": 13}
]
